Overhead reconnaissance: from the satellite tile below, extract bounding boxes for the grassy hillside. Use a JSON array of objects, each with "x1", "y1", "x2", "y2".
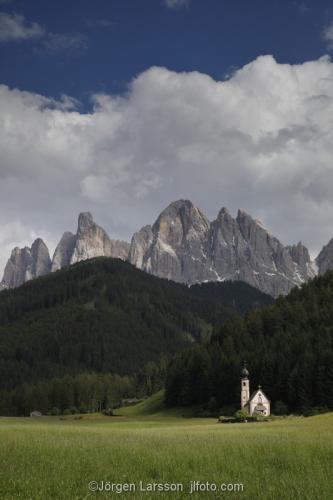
[
  {"x1": 0, "y1": 412, "x2": 331, "y2": 499},
  {"x1": 115, "y1": 390, "x2": 198, "y2": 418},
  {"x1": 0, "y1": 257, "x2": 272, "y2": 396},
  {"x1": 116, "y1": 390, "x2": 166, "y2": 416}
]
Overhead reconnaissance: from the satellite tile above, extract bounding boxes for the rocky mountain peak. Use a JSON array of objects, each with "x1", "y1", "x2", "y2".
[
  {"x1": 30, "y1": 238, "x2": 52, "y2": 277},
  {"x1": 129, "y1": 201, "x2": 317, "y2": 297},
  {"x1": 1, "y1": 213, "x2": 130, "y2": 289},
  {"x1": 78, "y1": 212, "x2": 94, "y2": 231},
  {"x1": 152, "y1": 199, "x2": 210, "y2": 248},
  {"x1": 51, "y1": 232, "x2": 76, "y2": 272},
  {"x1": 53, "y1": 213, "x2": 130, "y2": 272},
  {"x1": 131, "y1": 200, "x2": 212, "y2": 283},
  {"x1": 316, "y1": 238, "x2": 333, "y2": 275},
  {"x1": 217, "y1": 207, "x2": 230, "y2": 218},
  {"x1": 1, "y1": 239, "x2": 51, "y2": 289},
  {"x1": 1, "y1": 202, "x2": 326, "y2": 296},
  {"x1": 288, "y1": 241, "x2": 311, "y2": 267},
  {"x1": 70, "y1": 212, "x2": 112, "y2": 264},
  {"x1": 236, "y1": 209, "x2": 269, "y2": 238}
]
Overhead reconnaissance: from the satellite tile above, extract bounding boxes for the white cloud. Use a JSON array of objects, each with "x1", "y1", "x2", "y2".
[
  {"x1": 0, "y1": 12, "x2": 44, "y2": 41},
  {"x1": 1, "y1": 55, "x2": 333, "y2": 273},
  {"x1": 164, "y1": 0, "x2": 190, "y2": 9},
  {"x1": 0, "y1": 12, "x2": 87, "y2": 54},
  {"x1": 323, "y1": 22, "x2": 333, "y2": 50},
  {"x1": 42, "y1": 32, "x2": 87, "y2": 54}
]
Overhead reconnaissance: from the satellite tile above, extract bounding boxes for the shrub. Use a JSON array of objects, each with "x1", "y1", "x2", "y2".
[
  {"x1": 303, "y1": 406, "x2": 329, "y2": 417},
  {"x1": 235, "y1": 409, "x2": 249, "y2": 422},
  {"x1": 51, "y1": 407, "x2": 60, "y2": 416},
  {"x1": 102, "y1": 408, "x2": 114, "y2": 416}
]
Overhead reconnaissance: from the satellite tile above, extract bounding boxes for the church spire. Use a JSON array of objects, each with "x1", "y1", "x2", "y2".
[
  {"x1": 241, "y1": 361, "x2": 249, "y2": 379},
  {"x1": 240, "y1": 362, "x2": 250, "y2": 409}
]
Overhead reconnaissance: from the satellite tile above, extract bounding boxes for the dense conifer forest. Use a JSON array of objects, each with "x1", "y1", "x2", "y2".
[
  {"x1": 0, "y1": 257, "x2": 271, "y2": 415},
  {"x1": 165, "y1": 271, "x2": 333, "y2": 414}
]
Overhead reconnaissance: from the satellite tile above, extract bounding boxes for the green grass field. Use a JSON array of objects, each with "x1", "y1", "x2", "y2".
[{"x1": 0, "y1": 395, "x2": 332, "y2": 499}]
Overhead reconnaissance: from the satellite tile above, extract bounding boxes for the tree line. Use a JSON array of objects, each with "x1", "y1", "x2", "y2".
[
  {"x1": 0, "y1": 256, "x2": 270, "y2": 410},
  {"x1": 0, "y1": 359, "x2": 167, "y2": 416},
  {"x1": 165, "y1": 271, "x2": 333, "y2": 414}
]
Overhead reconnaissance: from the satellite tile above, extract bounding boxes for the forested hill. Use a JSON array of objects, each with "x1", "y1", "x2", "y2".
[
  {"x1": 190, "y1": 281, "x2": 273, "y2": 314},
  {"x1": 0, "y1": 257, "x2": 272, "y2": 395},
  {"x1": 166, "y1": 271, "x2": 333, "y2": 413}
]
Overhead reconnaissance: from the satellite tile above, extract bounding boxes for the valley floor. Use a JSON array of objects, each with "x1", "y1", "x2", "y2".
[{"x1": 0, "y1": 410, "x2": 332, "y2": 499}]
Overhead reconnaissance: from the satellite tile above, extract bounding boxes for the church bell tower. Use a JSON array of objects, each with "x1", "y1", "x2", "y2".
[{"x1": 241, "y1": 363, "x2": 250, "y2": 409}]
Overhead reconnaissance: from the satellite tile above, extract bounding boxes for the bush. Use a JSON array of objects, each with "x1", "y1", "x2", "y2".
[
  {"x1": 102, "y1": 408, "x2": 114, "y2": 416},
  {"x1": 51, "y1": 407, "x2": 60, "y2": 416},
  {"x1": 303, "y1": 406, "x2": 329, "y2": 417},
  {"x1": 218, "y1": 416, "x2": 235, "y2": 423},
  {"x1": 235, "y1": 409, "x2": 249, "y2": 422}
]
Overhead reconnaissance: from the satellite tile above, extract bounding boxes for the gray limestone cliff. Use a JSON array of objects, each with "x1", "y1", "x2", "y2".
[
  {"x1": 129, "y1": 200, "x2": 216, "y2": 283},
  {"x1": 51, "y1": 232, "x2": 76, "y2": 272},
  {"x1": 1, "y1": 238, "x2": 51, "y2": 289},
  {"x1": 1, "y1": 213, "x2": 130, "y2": 289},
  {"x1": 129, "y1": 200, "x2": 316, "y2": 297},
  {"x1": 52, "y1": 212, "x2": 130, "y2": 272},
  {"x1": 1, "y1": 204, "x2": 321, "y2": 295},
  {"x1": 316, "y1": 239, "x2": 333, "y2": 275}
]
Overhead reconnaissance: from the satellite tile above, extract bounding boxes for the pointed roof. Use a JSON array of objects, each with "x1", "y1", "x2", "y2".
[{"x1": 248, "y1": 386, "x2": 270, "y2": 403}]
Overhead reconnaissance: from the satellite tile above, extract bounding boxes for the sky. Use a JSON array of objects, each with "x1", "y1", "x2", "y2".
[{"x1": 1, "y1": 0, "x2": 333, "y2": 273}]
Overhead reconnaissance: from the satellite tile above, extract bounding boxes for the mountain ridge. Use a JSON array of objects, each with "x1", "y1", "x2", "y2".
[
  {"x1": 1, "y1": 199, "x2": 332, "y2": 297},
  {"x1": 129, "y1": 199, "x2": 317, "y2": 297}
]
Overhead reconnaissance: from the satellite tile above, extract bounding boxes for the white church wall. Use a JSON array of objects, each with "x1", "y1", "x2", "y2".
[{"x1": 249, "y1": 391, "x2": 270, "y2": 416}]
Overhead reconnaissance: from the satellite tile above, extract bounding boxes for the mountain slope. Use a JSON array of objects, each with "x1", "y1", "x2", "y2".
[
  {"x1": 190, "y1": 280, "x2": 274, "y2": 315},
  {"x1": 165, "y1": 270, "x2": 333, "y2": 413},
  {"x1": 129, "y1": 200, "x2": 316, "y2": 297},
  {"x1": 0, "y1": 257, "x2": 272, "y2": 394}
]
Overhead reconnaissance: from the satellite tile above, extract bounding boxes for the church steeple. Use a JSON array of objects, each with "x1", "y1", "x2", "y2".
[
  {"x1": 241, "y1": 363, "x2": 249, "y2": 379},
  {"x1": 241, "y1": 362, "x2": 250, "y2": 409}
]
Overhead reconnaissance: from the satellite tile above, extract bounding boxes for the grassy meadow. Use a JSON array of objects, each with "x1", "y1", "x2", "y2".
[{"x1": 0, "y1": 395, "x2": 332, "y2": 500}]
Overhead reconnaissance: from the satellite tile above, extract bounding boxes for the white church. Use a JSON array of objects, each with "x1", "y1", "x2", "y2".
[{"x1": 241, "y1": 364, "x2": 270, "y2": 416}]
